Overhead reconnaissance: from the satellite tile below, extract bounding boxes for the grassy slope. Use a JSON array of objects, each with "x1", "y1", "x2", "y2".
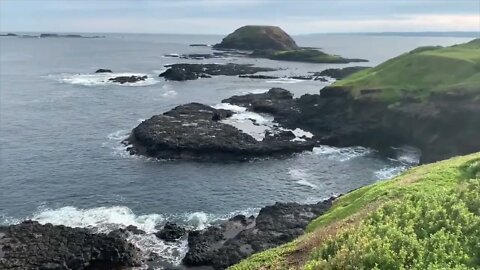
[
  {"x1": 333, "y1": 38, "x2": 480, "y2": 101},
  {"x1": 230, "y1": 152, "x2": 480, "y2": 269}
]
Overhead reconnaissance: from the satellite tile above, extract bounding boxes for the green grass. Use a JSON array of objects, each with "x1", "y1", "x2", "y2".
[
  {"x1": 333, "y1": 38, "x2": 480, "y2": 101},
  {"x1": 230, "y1": 152, "x2": 480, "y2": 269}
]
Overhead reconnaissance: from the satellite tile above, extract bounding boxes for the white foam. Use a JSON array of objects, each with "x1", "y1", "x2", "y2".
[
  {"x1": 392, "y1": 146, "x2": 421, "y2": 165},
  {"x1": 32, "y1": 206, "x2": 164, "y2": 233},
  {"x1": 51, "y1": 72, "x2": 160, "y2": 87},
  {"x1": 374, "y1": 165, "x2": 408, "y2": 179},
  {"x1": 213, "y1": 103, "x2": 247, "y2": 113},
  {"x1": 266, "y1": 78, "x2": 304, "y2": 84},
  {"x1": 374, "y1": 145, "x2": 420, "y2": 180},
  {"x1": 238, "y1": 88, "x2": 270, "y2": 94},
  {"x1": 291, "y1": 128, "x2": 313, "y2": 140},
  {"x1": 103, "y1": 129, "x2": 133, "y2": 158},
  {"x1": 162, "y1": 90, "x2": 178, "y2": 97},
  {"x1": 313, "y1": 145, "x2": 372, "y2": 161}
]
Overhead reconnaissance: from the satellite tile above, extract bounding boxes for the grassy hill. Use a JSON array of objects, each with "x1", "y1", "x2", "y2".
[
  {"x1": 333, "y1": 38, "x2": 480, "y2": 101},
  {"x1": 230, "y1": 152, "x2": 480, "y2": 269}
]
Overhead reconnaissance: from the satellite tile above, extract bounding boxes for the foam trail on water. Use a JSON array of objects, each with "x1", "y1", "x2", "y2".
[
  {"x1": 313, "y1": 145, "x2": 372, "y2": 161},
  {"x1": 50, "y1": 72, "x2": 160, "y2": 87},
  {"x1": 266, "y1": 78, "x2": 304, "y2": 84},
  {"x1": 288, "y1": 168, "x2": 318, "y2": 189}
]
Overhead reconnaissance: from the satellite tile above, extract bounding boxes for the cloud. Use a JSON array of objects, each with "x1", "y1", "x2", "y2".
[
  {"x1": 0, "y1": 0, "x2": 478, "y2": 33},
  {"x1": 58, "y1": 14, "x2": 479, "y2": 34}
]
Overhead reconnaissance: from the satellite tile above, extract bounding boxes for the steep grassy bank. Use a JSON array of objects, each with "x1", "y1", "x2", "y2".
[
  {"x1": 333, "y1": 38, "x2": 480, "y2": 101},
  {"x1": 230, "y1": 152, "x2": 480, "y2": 269}
]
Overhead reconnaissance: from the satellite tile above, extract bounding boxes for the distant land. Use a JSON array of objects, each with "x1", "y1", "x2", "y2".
[{"x1": 318, "y1": 31, "x2": 479, "y2": 38}]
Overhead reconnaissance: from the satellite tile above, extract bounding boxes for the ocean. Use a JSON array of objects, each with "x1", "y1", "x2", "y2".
[{"x1": 0, "y1": 33, "x2": 471, "y2": 264}]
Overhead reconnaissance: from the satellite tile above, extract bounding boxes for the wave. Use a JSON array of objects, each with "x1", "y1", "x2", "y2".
[
  {"x1": 312, "y1": 145, "x2": 372, "y2": 161},
  {"x1": 374, "y1": 145, "x2": 421, "y2": 179},
  {"x1": 265, "y1": 78, "x2": 305, "y2": 84},
  {"x1": 50, "y1": 72, "x2": 160, "y2": 87}
]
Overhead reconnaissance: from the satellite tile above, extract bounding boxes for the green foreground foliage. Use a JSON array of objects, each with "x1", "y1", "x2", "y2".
[{"x1": 230, "y1": 153, "x2": 480, "y2": 269}]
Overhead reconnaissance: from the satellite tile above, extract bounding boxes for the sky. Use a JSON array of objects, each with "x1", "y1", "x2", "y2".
[{"x1": 0, "y1": 0, "x2": 479, "y2": 34}]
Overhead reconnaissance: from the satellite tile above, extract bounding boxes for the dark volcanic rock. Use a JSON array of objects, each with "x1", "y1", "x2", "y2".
[
  {"x1": 189, "y1": 44, "x2": 209, "y2": 47},
  {"x1": 109, "y1": 75, "x2": 147, "y2": 84},
  {"x1": 316, "y1": 66, "x2": 370, "y2": 79},
  {"x1": 291, "y1": 86, "x2": 480, "y2": 163},
  {"x1": 223, "y1": 87, "x2": 296, "y2": 118},
  {"x1": 183, "y1": 198, "x2": 334, "y2": 269},
  {"x1": 155, "y1": 222, "x2": 187, "y2": 242},
  {"x1": 95, "y1": 68, "x2": 113, "y2": 73},
  {"x1": 159, "y1": 63, "x2": 276, "y2": 81},
  {"x1": 238, "y1": 74, "x2": 279, "y2": 79},
  {"x1": 126, "y1": 102, "x2": 315, "y2": 161},
  {"x1": 0, "y1": 221, "x2": 141, "y2": 270},
  {"x1": 213, "y1": 25, "x2": 299, "y2": 51}
]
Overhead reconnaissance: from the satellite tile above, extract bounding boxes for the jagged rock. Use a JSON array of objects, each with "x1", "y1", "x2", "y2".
[
  {"x1": 155, "y1": 222, "x2": 187, "y2": 242},
  {"x1": 0, "y1": 221, "x2": 141, "y2": 270},
  {"x1": 183, "y1": 198, "x2": 335, "y2": 269},
  {"x1": 108, "y1": 75, "x2": 147, "y2": 84}
]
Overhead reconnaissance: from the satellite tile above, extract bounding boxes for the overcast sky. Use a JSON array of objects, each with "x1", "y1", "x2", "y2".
[{"x1": 1, "y1": 0, "x2": 479, "y2": 34}]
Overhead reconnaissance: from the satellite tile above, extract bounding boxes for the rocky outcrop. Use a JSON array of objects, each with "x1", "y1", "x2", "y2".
[
  {"x1": 155, "y1": 222, "x2": 187, "y2": 242},
  {"x1": 183, "y1": 198, "x2": 334, "y2": 269},
  {"x1": 159, "y1": 63, "x2": 276, "y2": 81},
  {"x1": 108, "y1": 75, "x2": 147, "y2": 84},
  {"x1": 291, "y1": 87, "x2": 480, "y2": 163},
  {"x1": 126, "y1": 102, "x2": 316, "y2": 161},
  {"x1": 0, "y1": 221, "x2": 141, "y2": 270},
  {"x1": 95, "y1": 68, "x2": 113, "y2": 73},
  {"x1": 315, "y1": 66, "x2": 370, "y2": 79},
  {"x1": 213, "y1": 25, "x2": 299, "y2": 51}
]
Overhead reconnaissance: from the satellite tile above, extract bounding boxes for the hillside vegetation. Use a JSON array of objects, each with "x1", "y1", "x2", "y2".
[
  {"x1": 230, "y1": 152, "x2": 480, "y2": 269},
  {"x1": 333, "y1": 38, "x2": 480, "y2": 101}
]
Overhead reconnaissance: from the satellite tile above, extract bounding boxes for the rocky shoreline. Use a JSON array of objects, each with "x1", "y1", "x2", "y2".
[
  {"x1": 0, "y1": 221, "x2": 141, "y2": 269},
  {"x1": 0, "y1": 198, "x2": 335, "y2": 270}
]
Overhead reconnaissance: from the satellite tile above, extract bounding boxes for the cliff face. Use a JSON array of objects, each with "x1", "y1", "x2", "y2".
[
  {"x1": 294, "y1": 87, "x2": 480, "y2": 163},
  {"x1": 213, "y1": 25, "x2": 299, "y2": 51}
]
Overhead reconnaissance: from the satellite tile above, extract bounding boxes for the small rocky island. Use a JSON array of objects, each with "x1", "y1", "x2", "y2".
[
  {"x1": 125, "y1": 89, "x2": 317, "y2": 161},
  {"x1": 214, "y1": 25, "x2": 367, "y2": 63}
]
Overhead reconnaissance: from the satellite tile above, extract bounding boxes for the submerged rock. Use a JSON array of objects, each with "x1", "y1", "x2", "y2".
[
  {"x1": 183, "y1": 198, "x2": 335, "y2": 269},
  {"x1": 158, "y1": 63, "x2": 276, "y2": 81},
  {"x1": 0, "y1": 221, "x2": 141, "y2": 270},
  {"x1": 126, "y1": 101, "x2": 315, "y2": 161},
  {"x1": 213, "y1": 25, "x2": 299, "y2": 51},
  {"x1": 108, "y1": 75, "x2": 147, "y2": 84}
]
